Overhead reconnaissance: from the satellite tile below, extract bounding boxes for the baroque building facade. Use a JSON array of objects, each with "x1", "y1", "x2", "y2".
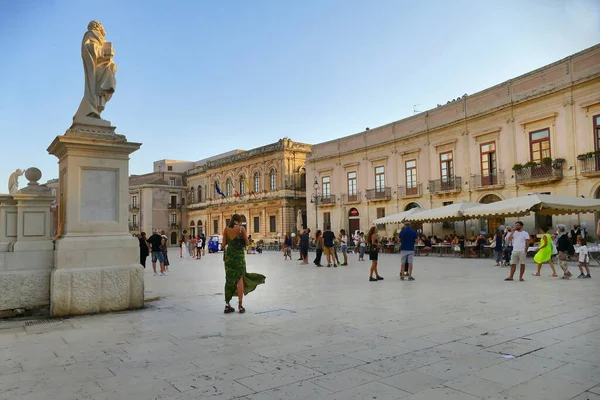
[
  {"x1": 185, "y1": 138, "x2": 311, "y2": 242},
  {"x1": 306, "y1": 44, "x2": 600, "y2": 236}
]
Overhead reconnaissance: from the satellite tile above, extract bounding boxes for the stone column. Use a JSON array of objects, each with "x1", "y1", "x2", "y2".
[
  {"x1": 47, "y1": 125, "x2": 143, "y2": 317},
  {"x1": 0, "y1": 195, "x2": 18, "y2": 252}
]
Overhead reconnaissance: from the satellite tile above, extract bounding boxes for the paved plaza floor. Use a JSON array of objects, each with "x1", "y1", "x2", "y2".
[{"x1": 0, "y1": 251, "x2": 599, "y2": 400}]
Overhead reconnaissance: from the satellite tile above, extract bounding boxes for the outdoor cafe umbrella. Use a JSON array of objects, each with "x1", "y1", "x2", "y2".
[
  {"x1": 372, "y1": 207, "x2": 422, "y2": 225},
  {"x1": 408, "y1": 201, "x2": 480, "y2": 223},
  {"x1": 462, "y1": 194, "x2": 600, "y2": 219}
]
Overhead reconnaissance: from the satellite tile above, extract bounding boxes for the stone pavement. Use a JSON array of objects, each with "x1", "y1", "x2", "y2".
[{"x1": 0, "y1": 251, "x2": 599, "y2": 400}]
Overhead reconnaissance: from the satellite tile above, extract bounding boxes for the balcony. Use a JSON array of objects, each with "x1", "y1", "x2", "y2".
[
  {"x1": 169, "y1": 223, "x2": 180, "y2": 230},
  {"x1": 342, "y1": 192, "x2": 362, "y2": 204},
  {"x1": 470, "y1": 171, "x2": 505, "y2": 190},
  {"x1": 398, "y1": 184, "x2": 422, "y2": 198},
  {"x1": 515, "y1": 163, "x2": 563, "y2": 186},
  {"x1": 129, "y1": 204, "x2": 139, "y2": 211},
  {"x1": 167, "y1": 204, "x2": 182, "y2": 209},
  {"x1": 366, "y1": 187, "x2": 392, "y2": 201},
  {"x1": 128, "y1": 223, "x2": 139, "y2": 230},
  {"x1": 579, "y1": 154, "x2": 600, "y2": 176},
  {"x1": 317, "y1": 194, "x2": 336, "y2": 206},
  {"x1": 428, "y1": 177, "x2": 462, "y2": 195}
]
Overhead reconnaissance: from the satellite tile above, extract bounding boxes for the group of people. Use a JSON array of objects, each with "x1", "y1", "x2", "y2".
[
  {"x1": 178, "y1": 234, "x2": 206, "y2": 260},
  {"x1": 501, "y1": 221, "x2": 595, "y2": 282},
  {"x1": 137, "y1": 230, "x2": 171, "y2": 276}
]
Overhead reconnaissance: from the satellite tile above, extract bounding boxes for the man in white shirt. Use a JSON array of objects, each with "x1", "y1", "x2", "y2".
[{"x1": 505, "y1": 221, "x2": 531, "y2": 282}]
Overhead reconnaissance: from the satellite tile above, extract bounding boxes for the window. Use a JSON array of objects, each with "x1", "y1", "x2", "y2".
[
  {"x1": 480, "y1": 142, "x2": 497, "y2": 185},
  {"x1": 375, "y1": 166, "x2": 385, "y2": 192},
  {"x1": 226, "y1": 179, "x2": 232, "y2": 197},
  {"x1": 190, "y1": 188, "x2": 195, "y2": 203},
  {"x1": 322, "y1": 176, "x2": 331, "y2": 197},
  {"x1": 269, "y1": 169, "x2": 276, "y2": 190},
  {"x1": 239, "y1": 175, "x2": 245, "y2": 195},
  {"x1": 170, "y1": 195, "x2": 177, "y2": 209},
  {"x1": 594, "y1": 114, "x2": 600, "y2": 151},
  {"x1": 198, "y1": 186, "x2": 202, "y2": 202},
  {"x1": 132, "y1": 214, "x2": 137, "y2": 226},
  {"x1": 405, "y1": 160, "x2": 417, "y2": 195},
  {"x1": 269, "y1": 215, "x2": 276, "y2": 232},
  {"x1": 132, "y1": 195, "x2": 137, "y2": 207},
  {"x1": 529, "y1": 128, "x2": 551, "y2": 162},
  {"x1": 253, "y1": 216, "x2": 260, "y2": 233},
  {"x1": 347, "y1": 171, "x2": 357, "y2": 198},
  {"x1": 214, "y1": 181, "x2": 219, "y2": 198},
  {"x1": 170, "y1": 214, "x2": 177, "y2": 226},
  {"x1": 167, "y1": 166, "x2": 173, "y2": 171},
  {"x1": 376, "y1": 207, "x2": 385, "y2": 230},
  {"x1": 169, "y1": 177, "x2": 176, "y2": 186},
  {"x1": 323, "y1": 212, "x2": 331, "y2": 227},
  {"x1": 440, "y1": 152, "x2": 453, "y2": 182},
  {"x1": 213, "y1": 219, "x2": 219, "y2": 234},
  {"x1": 254, "y1": 172, "x2": 260, "y2": 192}
]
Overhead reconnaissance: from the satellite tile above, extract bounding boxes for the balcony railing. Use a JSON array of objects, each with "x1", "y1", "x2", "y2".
[
  {"x1": 428, "y1": 177, "x2": 462, "y2": 194},
  {"x1": 515, "y1": 164, "x2": 563, "y2": 185},
  {"x1": 579, "y1": 154, "x2": 600, "y2": 175},
  {"x1": 169, "y1": 223, "x2": 180, "y2": 229},
  {"x1": 470, "y1": 171, "x2": 505, "y2": 190},
  {"x1": 366, "y1": 187, "x2": 392, "y2": 201},
  {"x1": 317, "y1": 194, "x2": 336, "y2": 205},
  {"x1": 128, "y1": 223, "x2": 139, "y2": 230},
  {"x1": 342, "y1": 192, "x2": 362, "y2": 204},
  {"x1": 398, "y1": 183, "x2": 422, "y2": 198},
  {"x1": 167, "y1": 204, "x2": 182, "y2": 209},
  {"x1": 129, "y1": 204, "x2": 139, "y2": 210}
]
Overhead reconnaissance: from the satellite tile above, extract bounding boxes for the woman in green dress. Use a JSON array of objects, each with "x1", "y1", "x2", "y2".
[
  {"x1": 223, "y1": 214, "x2": 266, "y2": 314},
  {"x1": 533, "y1": 226, "x2": 558, "y2": 277}
]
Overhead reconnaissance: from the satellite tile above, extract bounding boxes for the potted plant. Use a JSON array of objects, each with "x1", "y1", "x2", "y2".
[
  {"x1": 524, "y1": 161, "x2": 538, "y2": 169},
  {"x1": 541, "y1": 157, "x2": 553, "y2": 166},
  {"x1": 512, "y1": 163, "x2": 523, "y2": 171},
  {"x1": 577, "y1": 154, "x2": 587, "y2": 161}
]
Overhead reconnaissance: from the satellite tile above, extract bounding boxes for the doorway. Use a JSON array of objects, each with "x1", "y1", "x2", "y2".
[
  {"x1": 479, "y1": 194, "x2": 504, "y2": 233},
  {"x1": 348, "y1": 208, "x2": 360, "y2": 235},
  {"x1": 170, "y1": 232, "x2": 177, "y2": 245}
]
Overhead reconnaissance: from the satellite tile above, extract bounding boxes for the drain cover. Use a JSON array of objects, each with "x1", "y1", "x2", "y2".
[{"x1": 24, "y1": 318, "x2": 64, "y2": 327}]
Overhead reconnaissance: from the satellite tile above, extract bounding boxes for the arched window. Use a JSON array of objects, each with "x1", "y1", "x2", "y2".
[
  {"x1": 198, "y1": 186, "x2": 202, "y2": 202},
  {"x1": 253, "y1": 172, "x2": 260, "y2": 193},
  {"x1": 269, "y1": 169, "x2": 276, "y2": 190},
  {"x1": 239, "y1": 175, "x2": 245, "y2": 195},
  {"x1": 190, "y1": 187, "x2": 195, "y2": 203},
  {"x1": 226, "y1": 178, "x2": 232, "y2": 197}
]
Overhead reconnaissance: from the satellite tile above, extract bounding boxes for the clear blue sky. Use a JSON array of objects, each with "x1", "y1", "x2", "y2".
[{"x1": 1, "y1": 0, "x2": 599, "y2": 185}]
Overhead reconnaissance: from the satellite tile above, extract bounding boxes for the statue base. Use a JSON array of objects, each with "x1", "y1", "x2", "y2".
[{"x1": 67, "y1": 117, "x2": 126, "y2": 141}]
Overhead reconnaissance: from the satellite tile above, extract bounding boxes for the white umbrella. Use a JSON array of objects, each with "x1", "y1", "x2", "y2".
[
  {"x1": 409, "y1": 201, "x2": 480, "y2": 223},
  {"x1": 463, "y1": 194, "x2": 600, "y2": 219},
  {"x1": 373, "y1": 207, "x2": 422, "y2": 225}
]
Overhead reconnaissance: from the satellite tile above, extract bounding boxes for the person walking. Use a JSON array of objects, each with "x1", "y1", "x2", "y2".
[
  {"x1": 300, "y1": 229, "x2": 310, "y2": 264},
  {"x1": 283, "y1": 233, "x2": 292, "y2": 260},
  {"x1": 313, "y1": 230, "x2": 324, "y2": 267},
  {"x1": 159, "y1": 230, "x2": 170, "y2": 273},
  {"x1": 196, "y1": 236, "x2": 203, "y2": 260},
  {"x1": 503, "y1": 227, "x2": 513, "y2": 267},
  {"x1": 366, "y1": 226, "x2": 383, "y2": 281},
  {"x1": 493, "y1": 228, "x2": 504, "y2": 267},
  {"x1": 533, "y1": 226, "x2": 558, "y2": 277},
  {"x1": 505, "y1": 221, "x2": 531, "y2": 282},
  {"x1": 339, "y1": 229, "x2": 349, "y2": 266},
  {"x1": 147, "y1": 229, "x2": 166, "y2": 276},
  {"x1": 398, "y1": 221, "x2": 417, "y2": 281},
  {"x1": 323, "y1": 225, "x2": 336, "y2": 267},
  {"x1": 358, "y1": 232, "x2": 366, "y2": 261},
  {"x1": 200, "y1": 232, "x2": 206, "y2": 256},
  {"x1": 576, "y1": 236, "x2": 591, "y2": 279},
  {"x1": 556, "y1": 224, "x2": 573, "y2": 279},
  {"x1": 570, "y1": 224, "x2": 582, "y2": 247},
  {"x1": 222, "y1": 214, "x2": 266, "y2": 314},
  {"x1": 138, "y1": 232, "x2": 150, "y2": 268}
]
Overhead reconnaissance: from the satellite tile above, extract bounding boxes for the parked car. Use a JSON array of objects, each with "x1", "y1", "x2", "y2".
[{"x1": 208, "y1": 235, "x2": 223, "y2": 253}]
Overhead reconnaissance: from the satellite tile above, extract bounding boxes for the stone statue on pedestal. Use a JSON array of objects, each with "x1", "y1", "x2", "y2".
[
  {"x1": 8, "y1": 169, "x2": 24, "y2": 195},
  {"x1": 74, "y1": 20, "x2": 117, "y2": 122}
]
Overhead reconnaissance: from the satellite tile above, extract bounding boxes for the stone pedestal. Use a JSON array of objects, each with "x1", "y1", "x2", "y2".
[{"x1": 47, "y1": 125, "x2": 143, "y2": 317}]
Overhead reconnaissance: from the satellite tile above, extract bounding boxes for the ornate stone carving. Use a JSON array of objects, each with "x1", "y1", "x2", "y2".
[{"x1": 8, "y1": 169, "x2": 24, "y2": 195}]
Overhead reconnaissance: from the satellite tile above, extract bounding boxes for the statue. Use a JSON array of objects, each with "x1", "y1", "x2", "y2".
[
  {"x1": 74, "y1": 21, "x2": 117, "y2": 122},
  {"x1": 8, "y1": 169, "x2": 24, "y2": 195},
  {"x1": 297, "y1": 210, "x2": 303, "y2": 231}
]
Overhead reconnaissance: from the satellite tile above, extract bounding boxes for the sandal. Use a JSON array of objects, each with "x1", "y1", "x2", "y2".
[
  {"x1": 504, "y1": 278, "x2": 513, "y2": 281},
  {"x1": 224, "y1": 305, "x2": 235, "y2": 314},
  {"x1": 551, "y1": 274, "x2": 558, "y2": 277},
  {"x1": 238, "y1": 304, "x2": 246, "y2": 314},
  {"x1": 532, "y1": 273, "x2": 540, "y2": 276}
]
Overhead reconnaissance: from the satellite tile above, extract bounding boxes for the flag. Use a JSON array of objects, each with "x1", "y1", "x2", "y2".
[
  {"x1": 244, "y1": 178, "x2": 255, "y2": 196},
  {"x1": 215, "y1": 182, "x2": 225, "y2": 198}
]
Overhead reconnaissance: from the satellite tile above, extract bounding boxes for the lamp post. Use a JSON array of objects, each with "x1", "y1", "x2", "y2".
[{"x1": 310, "y1": 176, "x2": 320, "y2": 230}]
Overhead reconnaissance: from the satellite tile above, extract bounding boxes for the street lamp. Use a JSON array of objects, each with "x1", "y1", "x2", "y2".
[{"x1": 310, "y1": 176, "x2": 320, "y2": 230}]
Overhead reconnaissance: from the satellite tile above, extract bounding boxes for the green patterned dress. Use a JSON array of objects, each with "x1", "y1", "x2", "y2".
[{"x1": 224, "y1": 235, "x2": 266, "y2": 303}]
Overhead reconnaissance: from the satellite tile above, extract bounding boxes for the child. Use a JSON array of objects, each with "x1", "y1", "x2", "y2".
[{"x1": 576, "y1": 237, "x2": 591, "y2": 279}]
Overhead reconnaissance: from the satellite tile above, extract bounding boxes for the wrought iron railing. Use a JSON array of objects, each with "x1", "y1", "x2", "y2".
[
  {"x1": 579, "y1": 154, "x2": 600, "y2": 174},
  {"x1": 470, "y1": 171, "x2": 505, "y2": 189},
  {"x1": 515, "y1": 165, "x2": 563, "y2": 184},
  {"x1": 129, "y1": 204, "x2": 139, "y2": 210},
  {"x1": 366, "y1": 187, "x2": 392, "y2": 201},
  {"x1": 342, "y1": 192, "x2": 361, "y2": 204},
  {"x1": 428, "y1": 177, "x2": 462, "y2": 193},
  {"x1": 398, "y1": 183, "x2": 422, "y2": 198},
  {"x1": 317, "y1": 194, "x2": 336, "y2": 205}
]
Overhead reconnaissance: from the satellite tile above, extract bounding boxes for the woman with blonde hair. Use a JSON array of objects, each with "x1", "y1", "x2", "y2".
[
  {"x1": 222, "y1": 214, "x2": 266, "y2": 314},
  {"x1": 367, "y1": 226, "x2": 383, "y2": 282}
]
